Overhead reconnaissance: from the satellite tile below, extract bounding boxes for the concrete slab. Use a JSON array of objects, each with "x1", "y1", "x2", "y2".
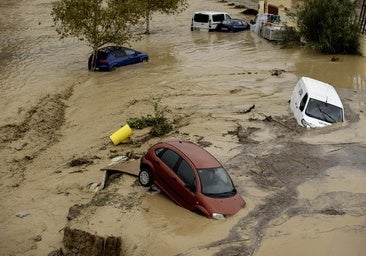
[
  {"x1": 100, "y1": 160, "x2": 140, "y2": 176},
  {"x1": 100, "y1": 160, "x2": 140, "y2": 189}
]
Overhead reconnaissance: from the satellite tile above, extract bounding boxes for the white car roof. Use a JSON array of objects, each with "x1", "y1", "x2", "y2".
[
  {"x1": 301, "y1": 77, "x2": 343, "y2": 108},
  {"x1": 194, "y1": 11, "x2": 229, "y2": 15}
]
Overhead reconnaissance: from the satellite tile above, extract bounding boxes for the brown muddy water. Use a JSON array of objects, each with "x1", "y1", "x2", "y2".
[{"x1": 0, "y1": 0, "x2": 366, "y2": 255}]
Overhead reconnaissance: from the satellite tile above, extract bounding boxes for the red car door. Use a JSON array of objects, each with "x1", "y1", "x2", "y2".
[
  {"x1": 174, "y1": 158, "x2": 197, "y2": 210},
  {"x1": 155, "y1": 149, "x2": 183, "y2": 204}
]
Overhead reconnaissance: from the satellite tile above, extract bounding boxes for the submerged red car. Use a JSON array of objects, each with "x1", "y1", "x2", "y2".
[{"x1": 139, "y1": 139, "x2": 245, "y2": 219}]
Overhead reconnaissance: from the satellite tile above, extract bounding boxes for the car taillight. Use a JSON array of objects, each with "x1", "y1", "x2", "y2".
[{"x1": 99, "y1": 59, "x2": 108, "y2": 64}]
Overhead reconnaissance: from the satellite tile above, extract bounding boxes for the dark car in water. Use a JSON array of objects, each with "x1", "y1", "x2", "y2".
[
  {"x1": 139, "y1": 139, "x2": 245, "y2": 219},
  {"x1": 88, "y1": 46, "x2": 149, "y2": 71},
  {"x1": 215, "y1": 18, "x2": 250, "y2": 32}
]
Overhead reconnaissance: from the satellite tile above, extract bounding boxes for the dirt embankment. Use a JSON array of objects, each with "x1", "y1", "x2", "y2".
[{"x1": 0, "y1": 86, "x2": 74, "y2": 186}]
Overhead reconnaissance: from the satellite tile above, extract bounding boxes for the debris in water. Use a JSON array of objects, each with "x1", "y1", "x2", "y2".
[
  {"x1": 237, "y1": 104, "x2": 255, "y2": 114},
  {"x1": 68, "y1": 157, "x2": 93, "y2": 167},
  {"x1": 16, "y1": 211, "x2": 30, "y2": 218}
]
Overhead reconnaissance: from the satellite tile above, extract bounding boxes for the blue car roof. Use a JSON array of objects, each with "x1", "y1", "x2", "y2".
[{"x1": 99, "y1": 46, "x2": 122, "y2": 53}]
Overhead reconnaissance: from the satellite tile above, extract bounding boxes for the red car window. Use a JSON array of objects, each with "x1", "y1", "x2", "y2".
[
  {"x1": 159, "y1": 149, "x2": 180, "y2": 171},
  {"x1": 176, "y1": 159, "x2": 196, "y2": 186}
]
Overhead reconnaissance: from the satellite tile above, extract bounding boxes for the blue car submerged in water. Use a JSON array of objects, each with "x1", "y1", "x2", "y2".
[
  {"x1": 215, "y1": 19, "x2": 250, "y2": 32},
  {"x1": 88, "y1": 46, "x2": 149, "y2": 71}
]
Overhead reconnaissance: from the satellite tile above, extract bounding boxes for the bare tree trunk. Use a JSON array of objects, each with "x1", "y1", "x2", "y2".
[
  {"x1": 145, "y1": 9, "x2": 151, "y2": 34},
  {"x1": 90, "y1": 47, "x2": 98, "y2": 71}
]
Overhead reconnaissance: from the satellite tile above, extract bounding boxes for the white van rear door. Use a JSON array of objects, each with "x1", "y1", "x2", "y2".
[{"x1": 192, "y1": 13, "x2": 209, "y2": 30}]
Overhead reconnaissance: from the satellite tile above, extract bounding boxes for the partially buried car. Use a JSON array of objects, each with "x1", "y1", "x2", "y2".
[
  {"x1": 215, "y1": 18, "x2": 250, "y2": 32},
  {"x1": 139, "y1": 139, "x2": 245, "y2": 219},
  {"x1": 290, "y1": 77, "x2": 345, "y2": 128},
  {"x1": 88, "y1": 45, "x2": 149, "y2": 71}
]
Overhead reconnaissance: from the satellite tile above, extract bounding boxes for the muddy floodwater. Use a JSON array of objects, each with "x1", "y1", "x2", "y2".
[{"x1": 1, "y1": 0, "x2": 366, "y2": 255}]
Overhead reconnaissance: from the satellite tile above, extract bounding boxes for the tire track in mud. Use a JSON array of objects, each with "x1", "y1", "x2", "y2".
[
  {"x1": 0, "y1": 86, "x2": 74, "y2": 186},
  {"x1": 206, "y1": 116, "x2": 334, "y2": 256}
]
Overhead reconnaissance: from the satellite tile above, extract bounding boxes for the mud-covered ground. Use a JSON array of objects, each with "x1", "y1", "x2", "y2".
[{"x1": 1, "y1": 0, "x2": 366, "y2": 256}]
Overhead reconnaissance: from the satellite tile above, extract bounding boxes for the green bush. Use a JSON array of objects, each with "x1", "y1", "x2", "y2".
[
  {"x1": 127, "y1": 99, "x2": 173, "y2": 137},
  {"x1": 279, "y1": 25, "x2": 302, "y2": 48},
  {"x1": 294, "y1": 0, "x2": 360, "y2": 54}
]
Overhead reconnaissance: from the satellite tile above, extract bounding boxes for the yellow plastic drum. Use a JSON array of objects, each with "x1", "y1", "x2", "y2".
[{"x1": 109, "y1": 124, "x2": 133, "y2": 145}]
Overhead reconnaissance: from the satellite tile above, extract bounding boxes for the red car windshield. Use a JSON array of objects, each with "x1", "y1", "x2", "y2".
[{"x1": 198, "y1": 167, "x2": 236, "y2": 198}]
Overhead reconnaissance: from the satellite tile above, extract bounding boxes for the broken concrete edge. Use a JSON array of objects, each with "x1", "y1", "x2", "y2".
[{"x1": 62, "y1": 226, "x2": 122, "y2": 256}]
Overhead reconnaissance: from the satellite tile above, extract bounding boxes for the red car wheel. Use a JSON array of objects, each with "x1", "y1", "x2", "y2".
[{"x1": 139, "y1": 168, "x2": 153, "y2": 187}]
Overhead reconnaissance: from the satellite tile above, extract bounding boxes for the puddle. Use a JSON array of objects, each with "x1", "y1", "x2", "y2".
[
  {"x1": 298, "y1": 166, "x2": 366, "y2": 199},
  {"x1": 255, "y1": 214, "x2": 366, "y2": 256}
]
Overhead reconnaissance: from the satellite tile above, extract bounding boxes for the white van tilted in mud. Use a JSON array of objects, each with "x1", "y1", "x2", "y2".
[
  {"x1": 191, "y1": 11, "x2": 232, "y2": 32},
  {"x1": 290, "y1": 77, "x2": 345, "y2": 128}
]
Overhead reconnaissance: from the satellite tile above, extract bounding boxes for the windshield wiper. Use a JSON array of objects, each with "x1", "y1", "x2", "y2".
[
  {"x1": 204, "y1": 189, "x2": 236, "y2": 198},
  {"x1": 317, "y1": 104, "x2": 336, "y2": 123}
]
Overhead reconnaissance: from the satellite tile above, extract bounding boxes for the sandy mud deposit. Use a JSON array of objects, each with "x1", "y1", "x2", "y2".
[{"x1": 1, "y1": 0, "x2": 366, "y2": 256}]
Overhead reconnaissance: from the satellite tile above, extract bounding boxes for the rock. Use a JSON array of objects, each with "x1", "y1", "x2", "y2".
[
  {"x1": 67, "y1": 204, "x2": 84, "y2": 221},
  {"x1": 68, "y1": 157, "x2": 93, "y2": 167},
  {"x1": 271, "y1": 69, "x2": 285, "y2": 76},
  {"x1": 48, "y1": 248, "x2": 64, "y2": 256},
  {"x1": 33, "y1": 234, "x2": 42, "y2": 241}
]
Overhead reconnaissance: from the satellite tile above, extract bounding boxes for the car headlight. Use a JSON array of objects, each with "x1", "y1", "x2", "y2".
[
  {"x1": 301, "y1": 118, "x2": 310, "y2": 128},
  {"x1": 212, "y1": 213, "x2": 225, "y2": 220}
]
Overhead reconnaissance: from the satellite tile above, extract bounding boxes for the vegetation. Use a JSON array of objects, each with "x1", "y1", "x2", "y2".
[
  {"x1": 51, "y1": 0, "x2": 188, "y2": 70},
  {"x1": 51, "y1": 0, "x2": 143, "y2": 71},
  {"x1": 279, "y1": 26, "x2": 302, "y2": 48},
  {"x1": 127, "y1": 99, "x2": 173, "y2": 137},
  {"x1": 289, "y1": 0, "x2": 360, "y2": 54},
  {"x1": 136, "y1": 0, "x2": 188, "y2": 34}
]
